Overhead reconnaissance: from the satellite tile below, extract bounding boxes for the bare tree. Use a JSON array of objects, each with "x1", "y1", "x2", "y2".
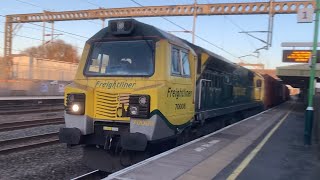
[{"x1": 24, "y1": 40, "x2": 79, "y2": 63}]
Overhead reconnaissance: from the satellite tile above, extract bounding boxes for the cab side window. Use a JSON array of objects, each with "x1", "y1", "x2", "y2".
[
  {"x1": 171, "y1": 46, "x2": 190, "y2": 77},
  {"x1": 171, "y1": 48, "x2": 180, "y2": 75},
  {"x1": 181, "y1": 51, "x2": 190, "y2": 76}
]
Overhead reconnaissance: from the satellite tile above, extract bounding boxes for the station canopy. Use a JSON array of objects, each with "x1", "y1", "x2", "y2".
[{"x1": 276, "y1": 64, "x2": 320, "y2": 88}]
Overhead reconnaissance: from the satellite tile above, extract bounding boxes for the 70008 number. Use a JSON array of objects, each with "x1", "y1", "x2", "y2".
[{"x1": 175, "y1": 103, "x2": 186, "y2": 110}]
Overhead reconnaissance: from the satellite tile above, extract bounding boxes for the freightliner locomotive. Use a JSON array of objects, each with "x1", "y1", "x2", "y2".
[{"x1": 59, "y1": 19, "x2": 289, "y2": 171}]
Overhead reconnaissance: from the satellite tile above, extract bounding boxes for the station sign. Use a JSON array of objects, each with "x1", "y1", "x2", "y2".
[
  {"x1": 297, "y1": 8, "x2": 314, "y2": 23},
  {"x1": 282, "y1": 50, "x2": 320, "y2": 63}
]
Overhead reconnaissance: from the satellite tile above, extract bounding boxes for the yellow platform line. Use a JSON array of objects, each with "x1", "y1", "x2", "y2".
[{"x1": 227, "y1": 108, "x2": 292, "y2": 180}]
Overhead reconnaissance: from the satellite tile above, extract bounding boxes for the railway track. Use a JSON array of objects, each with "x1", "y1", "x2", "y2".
[
  {"x1": 0, "y1": 106, "x2": 64, "y2": 115},
  {"x1": 0, "y1": 103, "x2": 64, "y2": 109},
  {"x1": 0, "y1": 132, "x2": 59, "y2": 154},
  {"x1": 0, "y1": 117, "x2": 64, "y2": 132},
  {"x1": 71, "y1": 170, "x2": 110, "y2": 180}
]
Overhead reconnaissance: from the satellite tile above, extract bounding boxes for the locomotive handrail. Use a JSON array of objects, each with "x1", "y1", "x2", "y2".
[{"x1": 198, "y1": 79, "x2": 212, "y2": 110}]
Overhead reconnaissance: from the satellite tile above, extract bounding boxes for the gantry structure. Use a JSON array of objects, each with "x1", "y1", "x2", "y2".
[{"x1": 3, "y1": 1, "x2": 315, "y2": 59}]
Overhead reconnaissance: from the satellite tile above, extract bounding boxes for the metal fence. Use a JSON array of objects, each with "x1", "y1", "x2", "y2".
[
  {"x1": 0, "y1": 79, "x2": 71, "y2": 96},
  {"x1": 0, "y1": 55, "x2": 78, "y2": 96},
  {"x1": 9, "y1": 55, "x2": 78, "y2": 81}
]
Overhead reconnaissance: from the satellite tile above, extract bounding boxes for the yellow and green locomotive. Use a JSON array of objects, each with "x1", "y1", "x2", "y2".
[{"x1": 59, "y1": 19, "x2": 264, "y2": 171}]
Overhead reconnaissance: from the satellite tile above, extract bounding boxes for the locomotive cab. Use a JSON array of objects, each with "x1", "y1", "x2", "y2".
[{"x1": 59, "y1": 19, "x2": 196, "y2": 155}]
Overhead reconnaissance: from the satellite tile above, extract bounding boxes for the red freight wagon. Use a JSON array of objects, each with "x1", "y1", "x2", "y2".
[{"x1": 263, "y1": 74, "x2": 288, "y2": 108}]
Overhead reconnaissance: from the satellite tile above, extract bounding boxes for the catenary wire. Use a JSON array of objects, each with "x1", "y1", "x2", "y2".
[
  {"x1": 0, "y1": 30, "x2": 84, "y2": 50},
  {"x1": 129, "y1": 0, "x2": 242, "y2": 59}
]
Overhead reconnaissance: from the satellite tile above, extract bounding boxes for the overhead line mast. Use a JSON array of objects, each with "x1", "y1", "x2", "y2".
[
  {"x1": 3, "y1": 1, "x2": 315, "y2": 59},
  {"x1": 192, "y1": 0, "x2": 197, "y2": 44}
]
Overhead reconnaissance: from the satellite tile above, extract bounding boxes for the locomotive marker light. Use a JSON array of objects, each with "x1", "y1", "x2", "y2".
[
  {"x1": 129, "y1": 106, "x2": 139, "y2": 116},
  {"x1": 68, "y1": 94, "x2": 75, "y2": 102},
  {"x1": 139, "y1": 96, "x2": 147, "y2": 106}
]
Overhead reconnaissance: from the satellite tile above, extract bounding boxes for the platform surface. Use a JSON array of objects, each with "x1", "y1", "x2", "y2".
[
  {"x1": 104, "y1": 100, "x2": 320, "y2": 180},
  {"x1": 215, "y1": 101, "x2": 320, "y2": 180}
]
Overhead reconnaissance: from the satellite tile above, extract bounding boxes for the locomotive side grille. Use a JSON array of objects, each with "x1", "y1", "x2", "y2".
[{"x1": 94, "y1": 90, "x2": 130, "y2": 121}]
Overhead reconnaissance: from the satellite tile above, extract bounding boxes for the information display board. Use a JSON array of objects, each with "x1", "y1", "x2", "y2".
[{"x1": 282, "y1": 50, "x2": 320, "y2": 63}]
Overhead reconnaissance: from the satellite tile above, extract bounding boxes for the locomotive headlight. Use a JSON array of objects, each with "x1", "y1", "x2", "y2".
[
  {"x1": 72, "y1": 104, "x2": 80, "y2": 112},
  {"x1": 66, "y1": 93, "x2": 85, "y2": 115},
  {"x1": 109, "y1": 19, "x2": 135, "y2": 35},
  {"x1": 138, "y1": 96, "x2": 147, "y2": 106},
  {"x1": 129, "y1": 106, "x2": 139, "y2": 115},
  {"x1": 117, "y1": 21, "x2": 125, "y2": 30}
]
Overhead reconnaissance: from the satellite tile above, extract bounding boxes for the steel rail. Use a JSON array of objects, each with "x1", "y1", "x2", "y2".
[
  {"x1": 0, "y1": 132, "x2": 59, "y2": 154},
  {"x1": 0, "y1": 107, "x2": 64, "y2": 115},
  {"x1": 0, "y1": 103, "x2": 64, "y2": 109},
  {"x1": 0, "y1": 117, "x2": 64, "y2": 132}
]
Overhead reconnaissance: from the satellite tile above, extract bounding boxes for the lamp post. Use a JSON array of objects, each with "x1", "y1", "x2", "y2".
[{"x1": 304, "y1": 0, "x2": 320, "y2": 145}]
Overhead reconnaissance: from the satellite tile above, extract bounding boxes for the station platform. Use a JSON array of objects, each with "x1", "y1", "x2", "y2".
[{"x1": 106, "y1": 100, "x2": 320, "y2": 180}]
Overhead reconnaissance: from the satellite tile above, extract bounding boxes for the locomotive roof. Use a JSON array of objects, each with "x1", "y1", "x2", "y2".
[
  {"x1": 87, "y1": 19, "x2": 187, "y2": 48},
  {"x1": 87, "y1": 19, "x2": 251, "y2": 73}
]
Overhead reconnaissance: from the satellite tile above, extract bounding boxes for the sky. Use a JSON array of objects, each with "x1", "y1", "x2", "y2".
[{"x1": 0, "y1": 0, "x2": 317, "y2": 68}]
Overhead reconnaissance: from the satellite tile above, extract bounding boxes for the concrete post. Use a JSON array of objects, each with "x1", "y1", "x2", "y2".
[{"x1": 28, "y1": 56, "x2": 33, "y2": 79}]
